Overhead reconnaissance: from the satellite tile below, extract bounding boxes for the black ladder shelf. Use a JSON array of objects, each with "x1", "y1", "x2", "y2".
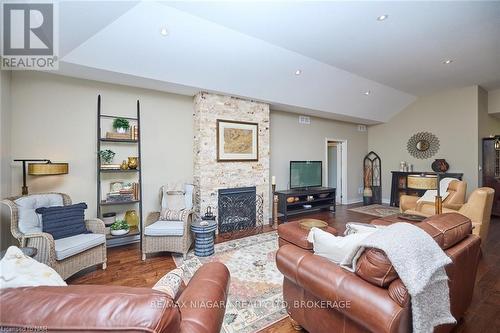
[{"x1": 97, "y1": 95, "x2": 143, "y2": 248}]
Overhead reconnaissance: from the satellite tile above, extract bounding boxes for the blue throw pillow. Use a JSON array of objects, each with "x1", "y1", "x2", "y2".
[{"x1": 36, "y1": 203, "x2": 89, "y2": 240}]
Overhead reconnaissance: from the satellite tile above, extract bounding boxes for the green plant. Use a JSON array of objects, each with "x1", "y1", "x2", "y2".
[
  {"x1": 112, "y1": 118, "x2": 130, "y2": 130},
  {"x1": 99, "y1": 149, "x2": 115, "y2": 164},
  {"x1": 110, "y1": 220, "x2": 129, "y2": 231}
]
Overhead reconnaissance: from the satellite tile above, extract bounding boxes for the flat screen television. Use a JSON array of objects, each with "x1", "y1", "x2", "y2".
[{"x1": 290, "y1": 161, "x2": 322, "y2": 189}]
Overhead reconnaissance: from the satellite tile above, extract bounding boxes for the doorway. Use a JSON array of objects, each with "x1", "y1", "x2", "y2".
[{"x1": 325, "y1": 139, "x2": 347, "y2": 204}]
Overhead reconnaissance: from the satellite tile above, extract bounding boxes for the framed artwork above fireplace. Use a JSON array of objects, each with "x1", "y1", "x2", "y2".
[{"x1": 217, "y1": 119, "x2": 259, "y2": 162}]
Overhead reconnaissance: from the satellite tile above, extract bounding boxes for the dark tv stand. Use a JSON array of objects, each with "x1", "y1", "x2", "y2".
[{"x1": 275, "y1": 187, "x2": 336, "y2": 222}]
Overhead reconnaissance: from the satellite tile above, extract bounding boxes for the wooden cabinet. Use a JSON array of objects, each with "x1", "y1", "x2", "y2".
[
  {"x1": 390, "y1": 171, "x2": 463, "y2": 207},
  {"x1": 483, "y1": 137, "x2": 500, "y2": 216}
]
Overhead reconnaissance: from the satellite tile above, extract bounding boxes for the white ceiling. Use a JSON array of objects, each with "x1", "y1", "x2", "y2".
[
  {"x1": 167, "y1": 1, "x2": 500, "y2": 96},
  {"x1": 56, "y1": 1, "x2": 500, "y2": 124}
]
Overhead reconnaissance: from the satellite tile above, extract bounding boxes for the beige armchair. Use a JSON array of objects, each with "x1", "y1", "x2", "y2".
[
  {"x1": 400, "y1": 180, "x2": 467, "y2": 216},
  {"x1": 142, "y1": 184, "x2": 194, "y2": 260},
  {"x1": 1, "y1": 193, "x2": 107, "y2": 280},
  {"x1": 442, "y1": 187, "x2": 495, "y2": 242}
]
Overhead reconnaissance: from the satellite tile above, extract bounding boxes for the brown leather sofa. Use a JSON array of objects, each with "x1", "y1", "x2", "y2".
[
  {"x1": 0, "y1": 262, "x2": 230, "y2": 333},
  {"x1": 276, "y1": 213, "x2": 481, "y2": 333},
  {"x1": 400, "y1": 180, "x2": 467, "y2": 215}
]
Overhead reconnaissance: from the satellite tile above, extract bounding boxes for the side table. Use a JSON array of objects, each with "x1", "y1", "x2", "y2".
[{"x1": 191, "y1": 220, "x2": 217, "y2": 257}]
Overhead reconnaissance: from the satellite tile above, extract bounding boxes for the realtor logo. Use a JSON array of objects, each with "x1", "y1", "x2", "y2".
[{"x1": 1, "y1": 2, "x2": 58, "y2": 70}]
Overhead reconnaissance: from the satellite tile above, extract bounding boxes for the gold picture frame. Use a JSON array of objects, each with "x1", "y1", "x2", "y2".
[{"x1": 217, "y1": 119, "x2": 258, "y2": 162}]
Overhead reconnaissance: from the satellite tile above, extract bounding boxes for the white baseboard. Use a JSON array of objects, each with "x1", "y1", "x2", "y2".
[
  {"x1": 343, "y1": 198, "x2": 363, "y2": 205},
  {"x1": 342, "y1": 198, "x2": 391, "y2": 205}
]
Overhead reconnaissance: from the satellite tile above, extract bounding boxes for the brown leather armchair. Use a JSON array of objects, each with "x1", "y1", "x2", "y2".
[
  {"x1": 0, "y1": 262, "x2": 230, "y2": 333},
  {"x1": 400, "y1": 180, "x2": 467, "y2": 215},
  {"x1": 276, "y1": 213, "x2": 481, "y2": 333}
]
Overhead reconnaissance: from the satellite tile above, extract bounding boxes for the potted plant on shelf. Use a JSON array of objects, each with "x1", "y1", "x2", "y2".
[
  {"x1": 99, "y1": 149, "x2": 116, "y2": 164},
  {"x1": 110, "y1": 220, "x2": 130, "y2": 236},
  {"x1": 113, "y1": 118, "x2": 130, "y2": 134}
]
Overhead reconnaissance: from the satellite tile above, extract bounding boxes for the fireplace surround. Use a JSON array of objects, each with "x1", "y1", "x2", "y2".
[{"x1": 193, "y1": 92, "x2": 270, "y2": 230}]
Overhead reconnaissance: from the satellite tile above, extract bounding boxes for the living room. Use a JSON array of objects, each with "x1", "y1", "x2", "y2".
[{"x1": 1, "y1": 1, "x2": 499, "y2": 333}]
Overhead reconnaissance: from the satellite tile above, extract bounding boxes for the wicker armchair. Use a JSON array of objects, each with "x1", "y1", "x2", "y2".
[
  {"x1": 142, "y1": 184, "x2": 194, "y2": 260},
  {"x1": 1, "y1": 193, "x2": 107, "y2": 280}
]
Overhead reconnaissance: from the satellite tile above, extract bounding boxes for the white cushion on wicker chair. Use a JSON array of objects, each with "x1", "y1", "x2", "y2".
[
  {"x1": 54, "y1": 233, "x2": 106, "y2": 260},
  {"x1": 161, "y1": 184, "x2": 194, "y2": 211},
  {"x1": 145, "y1": 220, "x2": 184, "y2": 236},
  {"x1": 14, "y1": 194, "x2": 64, "y2": 234}
]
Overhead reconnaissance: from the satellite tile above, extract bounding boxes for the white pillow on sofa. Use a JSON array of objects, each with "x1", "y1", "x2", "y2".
[
  {"x1": 307, "y1": 227, "x2": 376, "y2": 264},
  {"x1": 0, "y1": 246, "x2": 66, "y2": 288}
]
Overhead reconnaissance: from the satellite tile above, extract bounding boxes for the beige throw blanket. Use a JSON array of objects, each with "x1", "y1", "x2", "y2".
[{"x1": 341, "y1": 223, "x2": 456, "y2": 333}]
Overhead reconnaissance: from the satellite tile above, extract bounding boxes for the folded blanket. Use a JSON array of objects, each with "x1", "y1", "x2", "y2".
[
  {"x1": 341, "y1": 223, "x2": 455, "y2": 333},
  {"x1": 417, "y1": 177, "x2": 458, "y2": 203}
]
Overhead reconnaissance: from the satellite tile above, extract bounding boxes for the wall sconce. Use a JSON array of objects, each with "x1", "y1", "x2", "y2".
[{"x1": 14, "y1": 159, "x2": 69, "y2": 195}]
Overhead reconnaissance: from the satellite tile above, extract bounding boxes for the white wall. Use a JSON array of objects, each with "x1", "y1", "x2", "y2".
[
  {"x1": 9, "y1": 72, "x2": 194, "y2": 224},
  {"x1": 369, "y1": 86, "x2": 481, "y2": 201},
  {"x1": 1, "y1": 70, "x2": 16, "y2": 250},
  {"x1": 327, "y1": 145, "x2": 337, "y2": 188},
  {"x1": 488, "y1": 88, "x2": 500, "y2": 116},
  {"x1": 270, "y1": 111, "x2": 367, "y2": 203}
]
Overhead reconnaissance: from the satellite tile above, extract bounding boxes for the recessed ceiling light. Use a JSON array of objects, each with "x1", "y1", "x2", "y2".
[
  {"x1": 377, "y1": 14, "x2": 389, "y2": 21},
  {"x1": 160, "y1": 27, "x2": 169, "y2": 36},
  {"x1": 443, "y1": 59, "x2": 453, "y2": 64},
  {"x1": 295, "y1": 69, "x2": 302, "y2": 76},
  {"x1": 364, "y1": 90, "x2": 371, "y2": 96}
]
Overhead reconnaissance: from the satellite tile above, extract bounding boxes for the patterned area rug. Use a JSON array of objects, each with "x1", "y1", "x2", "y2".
[
  {"x1": 173, "y1": 231, "x2": 286, "y2": 333},
  {"x1": 348, "y1": 204, "x2": 400, "y2": 217}
]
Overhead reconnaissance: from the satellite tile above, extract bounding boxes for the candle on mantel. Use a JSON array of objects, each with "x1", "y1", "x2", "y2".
[{"x1": 271, "y1": 176, "x2": 276, "y2": 185}]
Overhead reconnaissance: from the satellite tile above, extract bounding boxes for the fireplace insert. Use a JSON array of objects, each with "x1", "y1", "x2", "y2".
[{"x1": 218, "y1": 187, "x2": 258, "y2": 233}]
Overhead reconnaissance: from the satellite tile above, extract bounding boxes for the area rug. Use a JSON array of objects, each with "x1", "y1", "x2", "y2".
[
  {"x1": 173, "y1": 231, "x2": 287, "y2": 333},
  {"x1": 348, "y1": 204, "x2": 399, "y2": 217}
]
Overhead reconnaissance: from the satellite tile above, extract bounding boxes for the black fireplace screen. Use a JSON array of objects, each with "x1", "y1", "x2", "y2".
[{"x1": 218, "y1": 187, "x2": 262, "y2": 234}]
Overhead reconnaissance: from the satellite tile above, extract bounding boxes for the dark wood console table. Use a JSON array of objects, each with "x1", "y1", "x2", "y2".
[
  {"x1": 275, "y1": 187, "x2": 336, "y2": 221},
  {"x1": 390, "y1": 171, "x2": 463, "y2": 207}
]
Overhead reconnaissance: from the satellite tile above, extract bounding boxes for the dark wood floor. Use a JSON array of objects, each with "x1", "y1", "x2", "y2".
[{"x1": 68, "y1": 204, "x2": 500, "y2": 333}]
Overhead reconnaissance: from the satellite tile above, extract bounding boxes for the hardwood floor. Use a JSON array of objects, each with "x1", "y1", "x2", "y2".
[{"x1": 68, "y1": 204, "x2": 500, "y2": 333}]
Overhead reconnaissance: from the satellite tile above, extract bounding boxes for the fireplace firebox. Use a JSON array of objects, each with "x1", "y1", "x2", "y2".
[{"x1": 218, "y1": 187, "x2": 257, "y2": 233}]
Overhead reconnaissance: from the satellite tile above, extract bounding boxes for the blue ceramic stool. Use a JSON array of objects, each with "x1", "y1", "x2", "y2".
[{"x1": 191, "y1": 220, "x2": 217, "y2": 257}]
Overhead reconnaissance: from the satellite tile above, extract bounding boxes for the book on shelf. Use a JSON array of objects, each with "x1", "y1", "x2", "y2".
[
  {"x1": 132, "y1": 182, "x2": 140, "y2": 200},
  {"x1": 100, "y1": 164, "x2": 121, "y2": 170},
  {"x1": 106, "y1": 132, "x2": 130, "y2": 140},
  {"x1": 105, "y1": 193, "x2": 135, "y2": 203},
  {"x1": 130, "y1": 125, "x2": 139, "y2": 140}
]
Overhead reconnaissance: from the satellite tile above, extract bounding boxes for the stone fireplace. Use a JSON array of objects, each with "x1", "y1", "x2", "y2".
[{"x1": 193, "y1": 92, "x2": 270, "y2": 232}]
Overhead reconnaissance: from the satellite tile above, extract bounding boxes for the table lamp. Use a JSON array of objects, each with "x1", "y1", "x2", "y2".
[{"x1": 14, "y1": 159, "x2": 69, "y2": 195}]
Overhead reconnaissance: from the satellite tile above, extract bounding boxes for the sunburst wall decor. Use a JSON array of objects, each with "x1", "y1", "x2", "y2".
[{"x1": 407, "y1": 132, "x2": 440, "y2": 159}]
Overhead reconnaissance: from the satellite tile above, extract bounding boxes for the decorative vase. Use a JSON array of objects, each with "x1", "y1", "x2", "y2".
[
  {"x1": 125, "y1": 210, "x2": 139, "y2": 227},
  {"x1": 116, "y1": 127, "x2": 126, "y2": 134},
  {"x1": 431, "y1": 159, "x2": 449, "y2": 172},
  {"x1": 120, "y1": 160, "x2": 128, "y2": 170},
  {"x1": 110, "y1": 229, "x2": 129, "y2": 236},
  {"x1": 128, "y1": 157, "x2": 138, "y2": 169}
]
